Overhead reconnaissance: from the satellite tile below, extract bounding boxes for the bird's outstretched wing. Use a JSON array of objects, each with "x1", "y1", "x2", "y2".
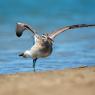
[
  {"x1": 48, "y1": 24, "x2": 95, "y2": 39},
  {"x1": 16, "y1": 22, "x2": 36, "y2": 37}
]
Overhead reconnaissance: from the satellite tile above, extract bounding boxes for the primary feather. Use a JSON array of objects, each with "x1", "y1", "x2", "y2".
[{"x1": 48, "y1": 24, "x2": 95, "y2": 39}]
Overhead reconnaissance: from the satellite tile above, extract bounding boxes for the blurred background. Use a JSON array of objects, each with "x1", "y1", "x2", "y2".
[{"x1": 0, "y1": 0, "x2": 95, "y2": 74}]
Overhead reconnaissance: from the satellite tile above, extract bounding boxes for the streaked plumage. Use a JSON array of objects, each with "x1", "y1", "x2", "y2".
[{"x1": 16, "y1": 22, "x2": 95, "y2": 71}]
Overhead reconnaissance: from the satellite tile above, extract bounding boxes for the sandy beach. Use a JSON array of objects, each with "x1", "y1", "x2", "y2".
[{"x1": 0, "y1": 66, "x2": 95, "y2": 95}]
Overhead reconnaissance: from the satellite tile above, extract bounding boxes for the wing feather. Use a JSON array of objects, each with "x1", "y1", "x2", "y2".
[
  {"x1": 49, "y1": 24, "x2": 95, "y2": 39},
  {"x1": 16, "y1": 22, "x2": 36, "y2": 37}
]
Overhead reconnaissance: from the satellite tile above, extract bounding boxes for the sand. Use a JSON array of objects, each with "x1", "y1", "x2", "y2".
[{"x1": 0, "y1": 66, "x2": 95, "y2": 95}]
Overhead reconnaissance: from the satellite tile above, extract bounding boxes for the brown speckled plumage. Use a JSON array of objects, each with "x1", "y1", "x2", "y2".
[{"x1": 16, "y1": 22, "x2": 95, "y2": 70}]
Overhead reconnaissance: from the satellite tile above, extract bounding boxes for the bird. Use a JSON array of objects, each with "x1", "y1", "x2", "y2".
[{"x1": 16, "y1": 22, "x2": 95, "y2": 71}]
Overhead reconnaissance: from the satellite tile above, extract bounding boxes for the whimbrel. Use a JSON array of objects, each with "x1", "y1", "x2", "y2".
[{"x1": 16, "y1": 23, "x2": 95, "y2": 71}]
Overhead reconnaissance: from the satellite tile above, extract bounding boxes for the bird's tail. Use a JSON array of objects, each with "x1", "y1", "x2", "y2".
[{"x1": 19, "y1": 53, "x2": 24, "y2": 56}]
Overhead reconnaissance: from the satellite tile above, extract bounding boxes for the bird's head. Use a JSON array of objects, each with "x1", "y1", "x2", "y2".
[{"x1": 41, "y1": 34, "x2": 53, "y2": 44}]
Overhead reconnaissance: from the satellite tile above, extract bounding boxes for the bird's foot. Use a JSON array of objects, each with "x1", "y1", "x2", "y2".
[{"x1": 33, "y1": 58, "x2": 37, "y2": 72}]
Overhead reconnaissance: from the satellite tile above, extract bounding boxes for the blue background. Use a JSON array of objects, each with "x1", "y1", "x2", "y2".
[{"x1": 0, "y1": 0, "x2": 95, "y2": 74}]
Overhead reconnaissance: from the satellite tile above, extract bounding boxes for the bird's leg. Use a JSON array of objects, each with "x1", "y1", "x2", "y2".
[{"x1": 33, "y1": 58, "x2": 37, "y2": 72}]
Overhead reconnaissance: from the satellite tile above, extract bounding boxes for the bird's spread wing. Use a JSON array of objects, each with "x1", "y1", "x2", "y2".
[
  {"x1": 48, "y1": 24, "x2": 95, "y2": 39},
  {"x1": 16, "y1": 22, "x2": 36, "y2": 37}
]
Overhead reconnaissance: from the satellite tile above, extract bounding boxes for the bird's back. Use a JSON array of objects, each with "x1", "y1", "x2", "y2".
[
  {"x1": 40, "y1": 40, "x2": 53, "y2": 57},
  {"x1": 31, "y1": 39, "x2": 53, "y2": 58}
]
